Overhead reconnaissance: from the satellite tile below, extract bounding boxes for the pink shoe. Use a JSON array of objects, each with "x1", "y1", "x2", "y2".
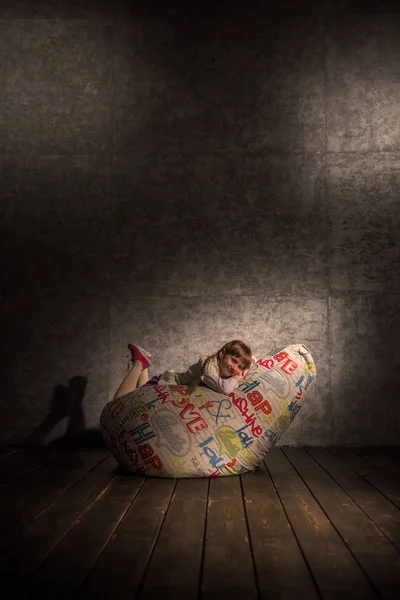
[{"x1": 128, "y1": 344, "x2": 152, "y2": 370}]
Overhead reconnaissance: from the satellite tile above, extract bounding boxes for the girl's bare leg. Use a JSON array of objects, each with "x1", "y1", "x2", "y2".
[
  {"x1": 113, "y1": 360, "x2": 142, "y2": 400},
  {"x1": 138, "y1": 368, "x2": 149, "y2": 387}
]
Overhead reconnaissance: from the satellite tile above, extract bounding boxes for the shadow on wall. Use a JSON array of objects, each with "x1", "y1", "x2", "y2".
[{"x1": 23, "y1": 376, "x2": 104, "y2": 448}]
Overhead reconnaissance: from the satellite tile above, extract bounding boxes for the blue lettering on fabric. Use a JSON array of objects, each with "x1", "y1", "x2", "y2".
[
  {"x1": 288, "y1": 400, "x2": 300, "y2": 421},
  {"x1": 206, "y1": 398, "x2": 232, "y2": 424},
  {"x1": 129, "y1": 422, "x2": 156, "y2": 444},
  {"x1": 235, "y1": 424, "x2": 254, "y2": 449},
  {"x1": 241, "y1": 380, "x2": 261, "y2": 394},
  {"x1": 304, "y1": 373, "x2": 315, "y2": 391},
  {"x1": 198, "y1": 436, "x2": 226, "y2": 469}
]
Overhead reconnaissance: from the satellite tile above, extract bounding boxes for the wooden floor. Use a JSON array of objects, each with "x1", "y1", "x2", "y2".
[{"x1": 0, "y1": 444, "x2": 400, "y2": 600}]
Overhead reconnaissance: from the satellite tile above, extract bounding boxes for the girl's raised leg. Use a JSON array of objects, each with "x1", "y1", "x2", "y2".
[
  {"x1": 138, "y1": 368, "x2": 149, "y2": 387},
  {"x1": 113, "y1": 360, "x2": 142, "y2": 400}
]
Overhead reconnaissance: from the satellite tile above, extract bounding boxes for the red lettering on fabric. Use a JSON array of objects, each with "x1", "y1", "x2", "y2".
[
  {"x1": 172, "y1": 396, "x2": 208, "y2": 434},
  {"x1": 180, "y1": 401, "x2": 198, "y2": 420},
  {"x1": 209, "y1": 469, "x2": 222, "y2": 477},
  {"x1": 244, "y1": 413, "x2": 263, "y2": 436},
  {"x1": 257, "y1": 358, "x2": 274, "y2": 369},
  {"x1": 147, "y1": 455, "x2": 163, "y2": 470},
  {"x1": 138, "y1": 443, "x2": 153, "y2": 459},
  {"x1": 231, "y1": 394, "x2": 248, "y2": 414},
  {"x1": 246, "y1": 390, "x2": 272, "y2": 416},
  {"x1": 172, "y1": 397, "x2": 189, "y2": 408},
  {"x1": 255, "y1": 400, "x2": 272, "y2": 415},
  {"x1": 247, "y1": 390, "x2": 263, "y2": 406},
  {"x1": 280, "y1": 358, "x2": 298, "y2": 375},
  {"x1": 187, "y1": 416, "x2": 208, "y2": 434},
  {"x1": 137, "y1": 443, "x2": 163, "y2": 470},
  {"x1": 274, "y1": 351, "x2": 289, "y2": 363},
  {"x1": 227, "y1": 391, "x2": 262, "y2": 438},
  {"x1": 153, "y1": 385, "x2": 170, "y2": 403}
]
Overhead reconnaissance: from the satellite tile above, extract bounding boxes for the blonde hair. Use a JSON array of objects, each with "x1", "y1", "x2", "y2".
[{"x1": 187, "y1": 339, "x2": 252, "y2": 396}]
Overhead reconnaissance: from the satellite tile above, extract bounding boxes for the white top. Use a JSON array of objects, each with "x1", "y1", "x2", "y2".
[{"x1": 159, "y1": 355, "x2": 239, "y2": 395}]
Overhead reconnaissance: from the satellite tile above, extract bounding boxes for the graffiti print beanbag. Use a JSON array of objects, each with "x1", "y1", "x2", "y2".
[{"x1": 100, "y1": 344, "x2": 316, "y2": 478}]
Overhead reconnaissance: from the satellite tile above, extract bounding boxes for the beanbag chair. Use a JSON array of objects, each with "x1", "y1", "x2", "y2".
[{"x1": 100, "y1": 344, "x2": 316, "y2": 478}]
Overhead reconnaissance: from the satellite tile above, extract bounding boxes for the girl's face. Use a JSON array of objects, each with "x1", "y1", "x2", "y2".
[{"x1": 218, "y1": 351, "x2": 246, "y2": 378}]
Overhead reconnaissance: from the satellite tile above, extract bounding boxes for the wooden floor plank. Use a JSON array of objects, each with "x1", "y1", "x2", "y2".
[
  {"x1": 201, "y1": 476, "x2": 257, "y2": 600},
  {"x1": 138, "y1": 478, "x2": 208, "y2": 600},
  {"x1": 0, "y1": 454, "x2": 118, "y2": 580},
  {"x1": 308, "y1": 447, "x2": 400, "y2": 552},
  {"x1": 1, "y1": 446, "x2": 395, "y2": 600},
  {"x1": 265, "y1": 447, "x2": 379, "y2": 600},
  {"x1": 0, "y1": 446, "x2": 109, "y2": 545},
  {"x1": 77, "y1": 477, "x2": 176, "y2": 600},
  {"x1": 26, "y1": 471, "x2": 146, "y2": 600},
  {"x1": 241, "y1": 460, "x2": 319, "y2": 600},
  {"x1": 0, "y1": 447, "x2": 39, "y2": 473},
  {"x1": 0, "y1": 446, "x2": 21, "y2": 460},
  {"x1": 0, "y1": 445, "x2": 108, "y2": 508},
  {"x1": 287, "y1": 447, "x2": 400, "y2": 600},
  {"x1": 354, "y1": 447, "x2": 400, "y2": 481},
  {"x1": 0, "y1": 448, "x2": 46, "y2": 487},
  {"x1": 328, "y1": 447, "x2": 400, "y2": 510}
]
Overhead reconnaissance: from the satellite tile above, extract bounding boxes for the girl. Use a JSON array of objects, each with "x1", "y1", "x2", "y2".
[{"x1": 113, "y1": 340, "x2": 254, "y2": 401}]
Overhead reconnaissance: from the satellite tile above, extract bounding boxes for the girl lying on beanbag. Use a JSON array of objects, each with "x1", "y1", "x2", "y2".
[
  {"x1": 100, "y1": 340, "x2": 316, "y2": 478},
  {"x1": 116, "y1": 340, "x2": 255, "y2": 399}
]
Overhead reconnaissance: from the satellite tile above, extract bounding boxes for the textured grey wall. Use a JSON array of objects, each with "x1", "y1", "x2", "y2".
[{"x1": 0, "y1": 0, "x2": 399, "y2": 445}]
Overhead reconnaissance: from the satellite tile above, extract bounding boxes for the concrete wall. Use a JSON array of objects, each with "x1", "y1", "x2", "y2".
[{"x1": 1, "y1": 0, "x2": 399, "y2": 445}]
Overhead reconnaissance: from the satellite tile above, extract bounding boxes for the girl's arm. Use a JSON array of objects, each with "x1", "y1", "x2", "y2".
[{"x1": 201, "y1": 371, "x2": 239, "y2": 394}]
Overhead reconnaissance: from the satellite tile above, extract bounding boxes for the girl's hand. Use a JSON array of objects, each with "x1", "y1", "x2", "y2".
[{"x1": 233, "y1": 368, "x2": 249, "y2": 381}]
